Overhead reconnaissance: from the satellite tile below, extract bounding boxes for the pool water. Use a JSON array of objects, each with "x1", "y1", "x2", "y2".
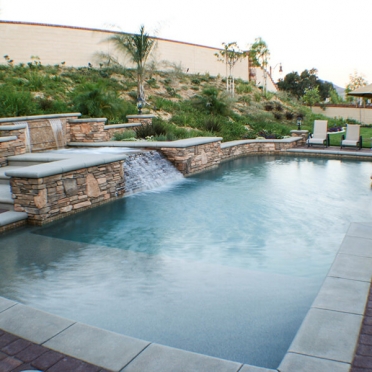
[{"x1": 0, "y1": 156, "x2": 371, "y2": 368}]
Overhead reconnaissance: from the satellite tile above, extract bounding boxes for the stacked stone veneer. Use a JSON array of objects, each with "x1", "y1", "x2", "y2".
[
  {"x1": 160, "y1": 141, "x2": 222, "y2": 175},
  {"x1": 0, "y1": 127, "x2": 27, "y2": 167},
  {"x1": 221, "y1": 138, "x2": 301, "y2": 161},
  {"x1": 68, "y1": 116, "x2": 151, "y2": 142},
  {"x1": 11, "y1": 161, "x2": 124, "y2": 225},
  {"x1": 127, "y1": 114, "x2": 155, "y2": 126},
  {"x1": 68, "y1": 118, "x2": 109, "y2": 142},
  {"x1": 159, "y1": 136, "x2": 304, "y2": 175}
]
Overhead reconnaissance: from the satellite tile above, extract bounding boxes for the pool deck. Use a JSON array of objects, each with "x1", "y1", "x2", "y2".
[
  {"x1": 0, "y1": 145, "x2": 372, "y2": 371},
  {"x1": 0, "y1": 223, "x2": 371, "y2": 372}
]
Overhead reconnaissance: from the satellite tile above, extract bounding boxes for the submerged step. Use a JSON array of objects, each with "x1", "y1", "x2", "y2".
[
  {"x1": 0, "y1": 184, "x2": 14, "y2": 211},
  {"x1": 0, "y1": 210, "x2": 28, "y2": 227}
]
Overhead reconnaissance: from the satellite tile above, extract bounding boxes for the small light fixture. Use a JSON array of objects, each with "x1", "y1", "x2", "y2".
[
  {"x1": 279, "y1": 63, "x2": 283, "y2": 73},
  {"x1": 296, "y1": 115, "x2": 303, "y2": 130},
  {"x1": 137, "y1": 98, "x2": 144, "y2": 115}
]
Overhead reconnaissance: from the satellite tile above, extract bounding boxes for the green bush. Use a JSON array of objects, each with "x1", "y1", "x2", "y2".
[
  {"x1": 0, "y1": 86, "x2": 39, "y2": 116},
  {"x1": 113, "y1": 130, "x2": 137, "y2": 141},
  {"x1": 71, "y1": 82, "x2": 135, "y2": 121}
]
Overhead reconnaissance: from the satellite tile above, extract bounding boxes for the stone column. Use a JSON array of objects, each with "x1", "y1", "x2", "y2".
[
  {"x1": 126, "y1": 114, "x2": 156, "y2": 126},
  {"x1": 291, "y1": 130, "x2": 309, "y2": 146}
]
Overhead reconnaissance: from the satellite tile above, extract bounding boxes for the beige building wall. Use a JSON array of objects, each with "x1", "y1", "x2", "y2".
[
  {"x1": 0, "y1": 21, "x2": 277, "y2": 92},
  {"x1": 312, "y1": 106, "x2": 372, "y2": 125}
]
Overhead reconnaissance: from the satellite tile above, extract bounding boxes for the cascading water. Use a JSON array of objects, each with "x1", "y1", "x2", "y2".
[
  {"x1": 16, "y1": 121, "x2": 32, "y2": 152},
  {"x1": 49, "y1": 119, "x2": 65, "y2": 149},
  {"x1": 123, "y1": 150, "x2": 184, "y2": 195}
]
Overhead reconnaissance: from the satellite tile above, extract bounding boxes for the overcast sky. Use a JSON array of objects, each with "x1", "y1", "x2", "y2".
[{"x1": 1, "y1": 0, "x2": 371, "y2": 88}]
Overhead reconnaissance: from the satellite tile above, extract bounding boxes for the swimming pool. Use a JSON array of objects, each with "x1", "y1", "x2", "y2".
[{"x1": 0, "y1": 155, "x2": 371, "y2": 368}]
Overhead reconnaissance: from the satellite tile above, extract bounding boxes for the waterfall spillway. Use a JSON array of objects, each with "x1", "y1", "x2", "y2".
[
  {"x1": 49, "y1": 119, "x2": 65, "y2": 149},
  {"x1": 16, "y1": 121, "x2": 32, "y2": 152},
  {"x1": 124, "y1": 151, "x2": 184, "y2": 195}
]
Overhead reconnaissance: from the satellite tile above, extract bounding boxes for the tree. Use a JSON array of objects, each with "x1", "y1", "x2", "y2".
[
  {"x1": 302, "y1": 87, "x2": 321, "y2": 108},
  {"x1": 248, "y1": 38, "x2": 270, "y2": 94},
  {"x1": 277, "y1": 68, "x2": 333, "y2": 101},
  {"x1": 108, "y1": 25, "x2": 155, "y2": 103},
  {"x1": 215, "y1": 42, "x2": 246, "y2": 97},
  {"x1": 248, "y1": 37, "x2": 270, "y2": 68},
  {"x1": 346, "y1": 71, "x2": 368, "y2": 92}
]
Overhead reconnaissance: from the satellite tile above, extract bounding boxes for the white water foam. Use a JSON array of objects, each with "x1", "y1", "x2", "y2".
[{"x1": 123, "y1": 150, "x2": 184, "y2": 195}]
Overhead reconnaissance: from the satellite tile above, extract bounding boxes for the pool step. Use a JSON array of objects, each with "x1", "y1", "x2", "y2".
[
  {"x1": 0, "y1": 184, "x2": 14, "y2": 211},
  {"x1": 7, "y1": 159, "x2": 44, "y2": 167},
  {"x1": 0, "y1": 210, "x2": 28, "y2": 228}
]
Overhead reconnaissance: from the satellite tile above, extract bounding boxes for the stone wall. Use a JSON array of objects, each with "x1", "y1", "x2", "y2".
[
  {"x1": 221, "y1": 140, "x2": 298, "y2": 160},
  {"x1": 127, "y1": 115, "x2": 156, "y2": 126},
  {"x1": 68, "y1": 118, "x2": 109, "y2": 142},
  {"x1": 0, "y1": 114, "x2": 81, "y2": 152},
  {"x1": 105, "y1": 123, "x2": 141, "y2": 140},
  {"x1": 160, "y1": 141, "x2": 222, "y2": 175},
  {"x1": 11, "y1": 160, "x2": 125, "y2": 225},
  {"x1": 68, "y1": 118, "x2": 151, "y2": 142},
  {"x1": 0, "y1": 128, "x2": 27, "y2": 167}
]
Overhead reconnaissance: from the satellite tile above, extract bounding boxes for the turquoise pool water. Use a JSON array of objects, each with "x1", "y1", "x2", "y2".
[{"x1": 0, "y1": 155, "x2": 371, "y2": 368}]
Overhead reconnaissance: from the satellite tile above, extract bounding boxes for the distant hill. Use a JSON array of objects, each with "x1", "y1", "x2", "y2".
[{"x1": 333, "y1": 84, "x2": 345, "y2": 96}]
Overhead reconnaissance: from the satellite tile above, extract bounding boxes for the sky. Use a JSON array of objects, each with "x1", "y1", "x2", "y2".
[{"x1": 0, "y1": 0, "x2": 371, "y2": 88}]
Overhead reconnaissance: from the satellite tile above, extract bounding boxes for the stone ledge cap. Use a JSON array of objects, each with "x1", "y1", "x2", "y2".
[
  {"x1": 0, "y1": 124, "x2": 27, "y2": 130},
  {"x1": 0, "y1": 113, "x2": 81, "y2": 123},
  {"x1": 0, "y1": 136, "x2": 18, "y2": 142},
  {"x1": 68, "y1": 118, "x2": 107, "y2": 124},
  {"x1": 105, "y1": 123, "x2": 141, "y2": 129},
  {"x1": 126, "y1": 114, "x2": 156, "y2": 119}
]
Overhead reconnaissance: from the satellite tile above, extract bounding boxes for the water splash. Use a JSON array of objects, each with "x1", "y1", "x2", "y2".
[
  {"x1": 123, "y1": 150, "x2": 184, "y2": 195},
  {"x1": 15, "y1": 121, "x2": 32, "y2": 152},
  {"x1": 49, "y1": 119, "x2": 65, "y2": 149}
]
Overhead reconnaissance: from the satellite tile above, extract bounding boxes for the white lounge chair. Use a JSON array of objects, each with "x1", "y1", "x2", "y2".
[
  {"x1": 341, "y1": 124, "x2": 362, "y2": 150},
  {"x1": 307, "y1": 120, "x2": 329, "y2": 147}
]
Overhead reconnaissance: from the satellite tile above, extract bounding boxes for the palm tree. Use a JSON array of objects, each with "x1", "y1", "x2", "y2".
[{"x1": 108, "y1": 25, "x2": 155, "y2": 104}]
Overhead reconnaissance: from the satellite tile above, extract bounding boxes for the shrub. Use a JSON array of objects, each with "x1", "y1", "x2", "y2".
[
  {"x1": 236, "y1": 83, "x2": 253, "y2": 94},
  {"x1": 254, "y1": 92, "x2": 261, "y2": 102},
  {"x1": 0, "y1": 86, "x2": 39, "y2": 116},
  {"x1": 194, "y1": 87, "x2": 232, "y2": 116},
  {"x1": 71, "y1": 82, "x2": 135, "y2": 121},
  {"x1": 285, "y1": 111, "x2": 294, "y2": 120},
  {"x1": 264, "y1": 103, "x2": 273, "y2": 111},
  {"x1": 203, "y1": 117, "x2": 222, "y2": 133},
  {"x1": 113, "y1": 130, "x2": 137, "y2": 140}
]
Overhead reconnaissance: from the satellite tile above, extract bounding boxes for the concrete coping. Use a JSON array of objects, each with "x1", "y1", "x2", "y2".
[
  {"x1": 4, "y1": 152, "x2": 128, "y2": 179},
  {"x1": 126, "y1": 114, "x2": 156, "y2": 119},
  {"x1": 287, "y1": 148, "x2": 372, "y2": 157},
  {"x1": 290, "y1": 130, "x2": 309, "y2": 134},
  {"x1": 221, "y1": 137, "x2": 301, "y2": 149},
  {"x1": 0, "y1": 113, "x2": 81, "y2": 123},
  {"x1": 279, "y1": 222, "x2": 372, "y2": 371},
  {"x1": 104, "y1": 123, "x2": 141, "y2": 129},
  {"x1": 0, "y1": 136, "x2": 18, "y2": 142},
  {"x1": 68, "y1": 137, "x2": 223, "y2": 149},
  {"x1": 68, "y1": 118, "x2": 107, "y2": 124},
  {"x1": 0, "y1": 124, "x2": 28, "y2": 131}
]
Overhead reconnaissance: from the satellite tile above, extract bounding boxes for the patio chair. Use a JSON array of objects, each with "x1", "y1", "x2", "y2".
[
  {"x1": 307, "y1": 120, "x2": 329, "y2": 147},
  {"x1": 341, "y1": 124, "x2": 362, "y2": 150}
]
